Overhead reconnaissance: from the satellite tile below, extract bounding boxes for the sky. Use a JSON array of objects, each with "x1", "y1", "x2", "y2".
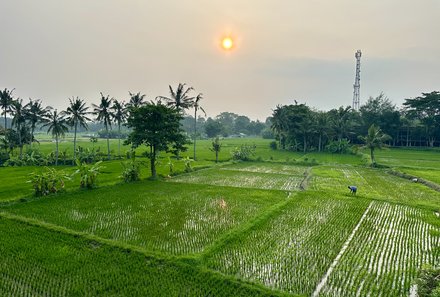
[{"x1": 1, "y1": 0, "x2": 439, "y2": 121}]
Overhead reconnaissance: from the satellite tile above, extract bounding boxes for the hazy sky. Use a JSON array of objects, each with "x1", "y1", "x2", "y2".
[{"x1": 1, "y1": 0, "x2": 439, "y2": 120}]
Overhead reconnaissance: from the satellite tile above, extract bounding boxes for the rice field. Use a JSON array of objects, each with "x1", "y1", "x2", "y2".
[
  {"x1": 311, "y1": 165, "x2": 440, "y2": 209},
  {"x1": 3, "y1": 181, "x2": 287, "y2": 255},
  {"x1": 204, "y1": 192, "x2": 370, "y2": 295},
  {"x1": 169, "y1": 162, "x2": 308, "y2": 191},
  {"x1": 1, "y1": 146, "x2": 440, "y2": 296},
  {"x1": 0, "y1": 217, "x2": 285, "y2": 297},
  {"x1": 317, "y1": 201, "x2": 439, "y2": 297}
]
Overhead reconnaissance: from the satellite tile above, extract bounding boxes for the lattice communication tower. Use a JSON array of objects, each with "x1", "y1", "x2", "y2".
[{"x1": 352, "y1": 50, "x2": 362, "y2": 111}]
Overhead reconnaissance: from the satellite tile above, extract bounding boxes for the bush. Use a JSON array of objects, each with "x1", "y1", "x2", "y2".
[
  {"x1": 270, "y1": 141, "x2": 278, "y2": 150},
  {"x1": 28, "y1": 167, "x2": 70, "y2": 197},
  {"x1": 326, "y1": 139, "x2": 352, "y2": 154},
  {"x1": 74, "y1": 160, "x2": 103, "y2": 189},
  {"x1": 416, "y1": 265, "x2": 440, "y2": 297},
  {"x1": 231, "y1": 144, "x2": 256, "y2": 161},
  {"x1": 120, "y1": 160, "x2": 141, "y2": 183},
  {"x1": 183, "y1": 156, "x2": 193, "y2": 173}
]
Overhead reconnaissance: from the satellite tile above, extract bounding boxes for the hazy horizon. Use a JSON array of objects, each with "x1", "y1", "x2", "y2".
[{"x1": 1, "y1": 0, "x2": 439, "y2": 121}]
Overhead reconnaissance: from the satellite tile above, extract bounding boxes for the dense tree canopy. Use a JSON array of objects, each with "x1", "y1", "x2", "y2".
[{"x1": 125, "y1": 102, "x2": 187, "y2": 178}]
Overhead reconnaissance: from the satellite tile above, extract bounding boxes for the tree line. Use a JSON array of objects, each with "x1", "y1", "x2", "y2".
[
  {"x1": 0, "y1": 83, "x2": 204, "y2": 166},
  {"x1": 270, "y1": 91, "x2": 440, "y2": 153}
]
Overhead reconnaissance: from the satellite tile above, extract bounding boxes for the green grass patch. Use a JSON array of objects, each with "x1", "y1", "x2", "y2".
[
  {"x1": 2, "y1": 181, "x2": 287, "y2": 256},
  {"x1": 0, "y1": 217, "x2": 288, "y2": 297},
  {"x1": 204, "y1": 191, "x2": 370, "y2": 295},
  {"x1": 320, "y1": 201, "x2": 440, "y2": 296}
]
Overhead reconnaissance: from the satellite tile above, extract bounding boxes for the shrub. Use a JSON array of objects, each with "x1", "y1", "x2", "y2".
[
  {"x1": 120, "y1": 160, "x2": 141, "y2": 183},
  {"x1": 231, "y1": 144, "x2": 256, "y2": 161},
  {"x1": 183, "y1": 156, "x2": 193, "y2": 173},
  {"x1": 270, "y1": 141, "x2": 278, "y2": 150},
  {"x1": 74, "y1": 160, "x2": 103, "y2": 189},
  {"x1": 326, "y1": 139, "x2": 352, "y2": 154},
  {"x1": 29, "y1": 167, "x2": 70, "y2": 197},
  {"x1": 416, "y1": 265, "x2": 440, "y2": 297}
]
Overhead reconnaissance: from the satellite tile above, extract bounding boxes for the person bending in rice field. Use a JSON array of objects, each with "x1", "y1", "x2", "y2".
[{"x1": 348, "y1": 185, "x2": 357, "y2": 195}]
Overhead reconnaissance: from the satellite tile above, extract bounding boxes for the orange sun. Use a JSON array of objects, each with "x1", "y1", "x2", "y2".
[{"x1": 221, "y1": 37, "x2": 234, "y2": 50}]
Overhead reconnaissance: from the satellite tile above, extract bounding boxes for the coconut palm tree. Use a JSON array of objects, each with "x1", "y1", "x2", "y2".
[
  {"x1": 192, "y1": 93, "x2": 206, "y2": 160},
  {"x1": 126, "y1": 92, "x2": 146, "y2": 111},
  {"x1": 111, "y1": 99, "x2": 126, "y2": 157},
  {"x1": 156, "y1": 83, "x2": 195, "y2": 111},
  {"x1": 10, "y1": 99, "x2": 27, "y2": 158},
  {"x1": 63, "y1": 97, "x2": 91, "y2": 161},
  {"x1": 24, "y1": 99, "x2": 51, "y2": 148},
  {"x1": 0, "y1": 88, "x2": 14, "y2": 129},
  {"x1": 93, "y1": 93, "x2": 113, "y2": 160},
  {"x1": 359, "y1": 124, "x2": 391, "y2": 167},
  {"x1": 41, "y1": 109, "x2": 69, "y2": 165}
]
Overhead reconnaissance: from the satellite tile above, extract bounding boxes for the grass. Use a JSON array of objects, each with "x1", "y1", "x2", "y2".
[
  {"x1": 169, "y1": 162, "x2": 308, "y2": 191},
  {"x1": 0, "y1": 217, "x2": 288, "y2": 297},
  {"x1": 204, "y1": 191, "x2": 370, "y2": 295},
  {"x1": 2, "y1": 181, "x2": 288, "y2": 255},
  {"x1": 319, "y1": 201, "x2": 439, "y2": 297},
  {"x1": 311, "y1": 165, "x2": 440, "y2": 210},
  {"x1": 1, "y1": 141, "x2": 440, "y2": 296}
]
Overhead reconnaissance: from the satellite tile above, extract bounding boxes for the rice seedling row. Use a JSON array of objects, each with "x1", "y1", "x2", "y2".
[
  {"x1": 170, "y1": 164, "x2": 307, "y2": 191},
  {"x1": 311, "y1": 165, "x2": 440, "y2": 209},
  {"x1": 0, "y1": 217, "x2": 287, "y2": 297},
  {"x1": 318, "y1": 201, "x2": 440, "y2": 297},
  {"x1": 204, "y1": 192, "x2": 370, "y2": 295},
  {"x1": 3, "y1": 181, "x2": 287, "y2": 255}
]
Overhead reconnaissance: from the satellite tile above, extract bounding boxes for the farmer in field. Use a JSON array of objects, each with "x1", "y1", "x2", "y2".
[{"x1": 348, "y1": 185, "x2": 357, "y2": 195}]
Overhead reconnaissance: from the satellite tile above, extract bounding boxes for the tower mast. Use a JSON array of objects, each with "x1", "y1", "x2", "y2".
[{"x1": 352, "y1": 50, "x2": 362, "y2": 111}]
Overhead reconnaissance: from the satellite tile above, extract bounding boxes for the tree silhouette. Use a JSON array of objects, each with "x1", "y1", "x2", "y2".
[
  {"x1": 359, "y1": 124, "x2": 391, "y2": 166},
  {"x1": 157, "y1": 83, "x2": 195, "y2": 111},
  {"x1": 192, "y1": 93, "x2": 206, "y2": 160},
  {"x1": 42, "y1": 110, "x2": 69, "y2": 165},
  {"x1": 93, "y1": 93, "x2": 113, "y2": 160},
  {"x1": 0, "y1": 88, "x2": 14, "y2": 129},
  {"x1": 25, "y1": 98, "x2": 51, "y2": 148},
  {"x1": 112, "y1": 99, "x2": 127, "y2": 157},
  {"x1": 63, "y1": 97, "x2": 91, "y2": 161}
]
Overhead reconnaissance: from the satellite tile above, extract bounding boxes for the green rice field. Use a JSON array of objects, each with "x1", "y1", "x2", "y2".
[{"x1": 0, "y1": 138, "x2": 439, "y2": 296}]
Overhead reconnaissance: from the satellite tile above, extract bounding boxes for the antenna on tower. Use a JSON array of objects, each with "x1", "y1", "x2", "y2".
[{"x1": 352, "y1": 50, "x2": 362, "y2": 111}]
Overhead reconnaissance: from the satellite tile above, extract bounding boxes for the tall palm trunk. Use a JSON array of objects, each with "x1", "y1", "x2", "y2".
[
  {"x1": 73, "y1": 122, "x2": 78, "y2": 162},
  {"x1": 4, "y1": 112, "x2": 7, "y2": 130},
  {"x1": 318, "y1": 134, "x2": 322, "y2": 152},
  {"x1": 150, "y1": 145, "x2": 157, "y2": 178},
  {"x1": 18, "y1": 124, "x2": 23, "y2": 159},
  {"x1": 55, "y1": 135, "x2": 59, "y2": 166},
  {"x1": 370, "y1": 147, "x2": 375, "y2": 166},
  {"x1": 118, "y1": 122, "x2": 121, "y2": 157},
  {"x1": 106, "y1": 125, "x2": 110, "y2": 160},
  {"x1": 193, "y1": 109, "x2": 197, "y2": 160}
]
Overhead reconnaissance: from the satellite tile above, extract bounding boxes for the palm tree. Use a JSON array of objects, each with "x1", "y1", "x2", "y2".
[
  {"x1": 41, "y1": 109, "x2": 69, "y2": 165},
  {"x1": 24, "y1": 99, "x2": 51, "y2": 148},
  {"x1": 93, "y1": 93, "x2": 113, "y2": 160},
  {"x1": 156, "y1": 83, "x2": 195, "y2": 111},
  {"x1": 63, "y1": 97, "x2": 91, "y2": 161},
  {"x1": 127, "y1": 92, "x2": 146, "y2": 111},
  {"x1": 0, "y1": 88, "x2": 14, "y2": 129},
  {"x1": 11, "y1": 99, "x2": 27, "y2": 158},
  {"x1": 111, "y1": 99, "x2": 126, "y2": 157},
  {"x1": 271, "y1": 105, "x2": 288, "y2": 149},
  {"x1": 314, "y1": 111, "x2": 329, "y2": 152},
  {"x1": 359, "y1": 124, "x2": 391, "y2": 167},
  {"x1": 192, "y1": 93, "x2": 206, "y2": 160}
]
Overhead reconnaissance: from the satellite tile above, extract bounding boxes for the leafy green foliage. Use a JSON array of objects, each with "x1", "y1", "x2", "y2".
[
  {"x1": 28, "y1": 167, "x2": 69, "y2": 196},
  {"x1": 125, "y1": 102, "x2": 187, "y2": 178},
  {"x1": 210, "y1": 137, "x2": 222, "y2": 162},
  {"x1": 183, "y1": 156, "x2": 193, "y2": 172},
  {"x1": 74, "y1": 160, "x2": 103, "y2": 189},
  {"x1": 231, "y1": 144, "x2": 256, "y2": 161},
  {"x1": 120, "y1": 160, "x2": 142, "y2": 182},
  {"x1": 325, "y1": 139, "x2": 351, "y2": 154},
  {"x1": 416, "y1": 265, "x2": 440, "y2": 297}
]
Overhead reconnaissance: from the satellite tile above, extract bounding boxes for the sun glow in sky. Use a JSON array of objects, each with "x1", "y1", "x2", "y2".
[{"x1": 221, "y1": 37, "x2": 233, "y2": 50}]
